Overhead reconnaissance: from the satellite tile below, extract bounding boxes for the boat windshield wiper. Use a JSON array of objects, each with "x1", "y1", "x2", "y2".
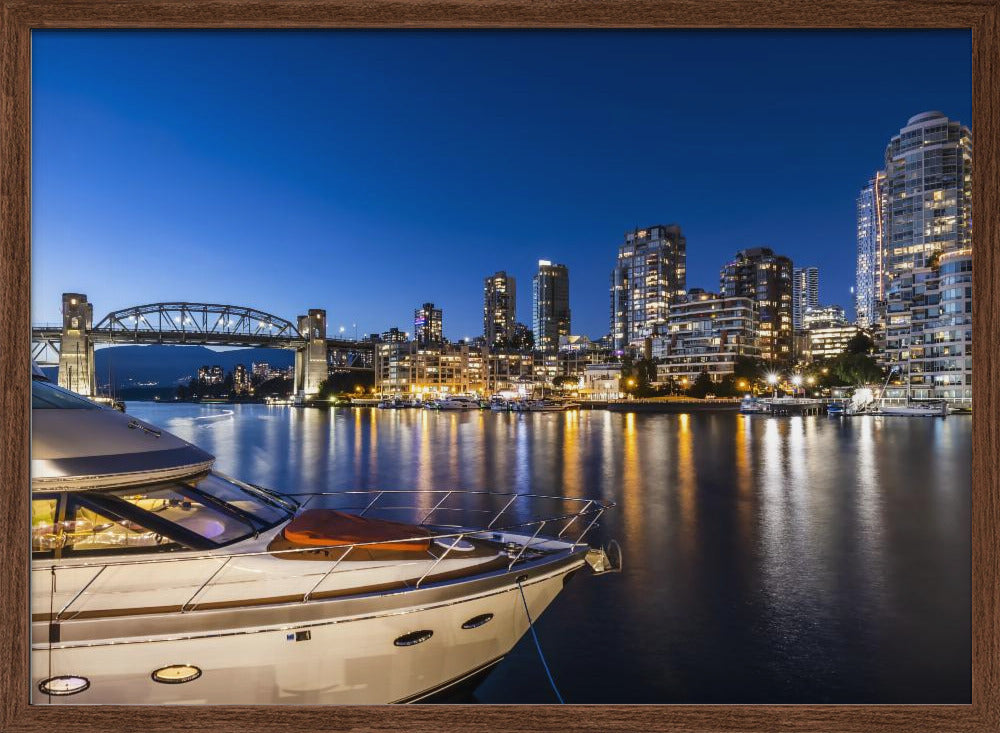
[{"x1": 127, "y1": 419, "x2": 161, "y2": 438}]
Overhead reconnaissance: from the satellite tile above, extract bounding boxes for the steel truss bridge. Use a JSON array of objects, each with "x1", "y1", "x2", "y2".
[{"x1": 32, "y1": 298, "x2": 373, "y2": 397}]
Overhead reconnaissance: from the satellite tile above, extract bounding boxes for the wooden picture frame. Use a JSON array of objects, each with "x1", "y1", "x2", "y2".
[{"x1": 2, "y1": 1, "x2": 997, "y2": 730}]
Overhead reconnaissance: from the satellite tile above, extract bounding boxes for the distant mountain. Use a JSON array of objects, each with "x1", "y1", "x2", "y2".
[{"x1": 80, "y1": 345, "x2": 296, "y2": 388}]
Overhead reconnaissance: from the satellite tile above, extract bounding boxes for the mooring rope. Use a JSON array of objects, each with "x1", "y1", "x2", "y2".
[{"x1": 516, "y1": 578, "x2": 565, "y2": 704}]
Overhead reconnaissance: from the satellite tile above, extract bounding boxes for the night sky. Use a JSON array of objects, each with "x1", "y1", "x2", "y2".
[{"x1": 32, "y1": 30, "x2": 971, "y2": 340}]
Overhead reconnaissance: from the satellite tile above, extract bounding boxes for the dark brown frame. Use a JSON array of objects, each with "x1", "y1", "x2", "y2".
[{"x1": 2, "y1": 1, "x2": 997, "y2": 731}]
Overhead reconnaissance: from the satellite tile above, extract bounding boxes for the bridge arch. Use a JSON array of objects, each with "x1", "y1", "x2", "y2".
[{"x1": 95, "y1": 302, "x2": 302, "y2": 343}]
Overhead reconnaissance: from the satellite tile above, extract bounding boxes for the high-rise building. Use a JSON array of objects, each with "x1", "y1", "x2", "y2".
[
  {"x1": 532, "y1": 260, "x2": 570, "y2": 352},
  {"x1": 880, "y1": 112, "x2": 973, "y2": 401},
  {"x1": 720, "y1": 247, "x2": 793, "y2": 363},
  {"x1": 233, "y1": 364, "x2": 251, "y2": 395},
  {"x1": 799, "y1": 306, "x2": 858, "y2": 363},
  {"x1": 610, "y1": 224, "x2": 687, "y2": 350},
  {"x1": 380, "y1": 327, "x2": 409, "y2": 344},
  {"x1": 792, "y1": 266, "x2": 819, "y2": 330},
  {"x1": 483, "y1": 271, "x2": 517, "y2": 346},
  {"x1": 413, "y1": 302, "x2": 443, "y2": 347},
  {"x1": 654, "y1": 289, "x2": 760, "y2": 384},
  {"x1": 883, "y1": 111, "x2": 972, "y2": 291},
  {"x1": 856, "y1": 171, "x2": 886, "y2": 328},
  {"x1": 198, "y1": 365, "x2": 224, "y2": 384}
]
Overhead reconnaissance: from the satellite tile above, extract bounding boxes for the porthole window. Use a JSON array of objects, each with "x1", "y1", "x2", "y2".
[
  {"x1": 461, "y1": 613, "x2": 494, "y2": 630},
  {"x1": 151, "y1": 664, "x2": 202, "y2": 684},
  {"x1": 38, "y1": 675, "x2": 90, "y2": 696},
  {"x1": 394, "y1": 630, "x2": 433, "y2": 647}
]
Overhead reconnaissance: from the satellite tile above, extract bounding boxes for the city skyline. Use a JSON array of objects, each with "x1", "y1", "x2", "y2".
[{"x1": 32, "y1": 30, "x2": 971, "y2": 340}]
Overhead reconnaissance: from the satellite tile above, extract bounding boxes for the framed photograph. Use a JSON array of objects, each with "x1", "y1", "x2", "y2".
[{"x1": 3, "y1": 1, "x2": 998, "y2": 732}]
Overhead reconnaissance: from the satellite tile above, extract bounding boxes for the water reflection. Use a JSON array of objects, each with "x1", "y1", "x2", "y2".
[{"x1": 125, "y1": 403, "x2": 971, "y2": 704}]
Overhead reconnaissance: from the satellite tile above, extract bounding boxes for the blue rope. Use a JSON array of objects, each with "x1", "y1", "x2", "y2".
[{"x1": 517, "y1": 579, "x2": 565, "y2": 704}]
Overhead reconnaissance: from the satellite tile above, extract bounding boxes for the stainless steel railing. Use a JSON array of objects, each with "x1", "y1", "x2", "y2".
[{"x1": 34, "y1": 490, "x2": 613, "y2": 619}]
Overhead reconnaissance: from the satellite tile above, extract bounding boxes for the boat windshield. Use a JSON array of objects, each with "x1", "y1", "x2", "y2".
[
  {"x1": 31, "y1": 377, "x2": 102, "y2": 409},
  {"x1": 33, "y1": 472, "x2": 295, "y2": 557}
]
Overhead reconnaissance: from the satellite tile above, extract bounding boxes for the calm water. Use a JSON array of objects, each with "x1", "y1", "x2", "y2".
[{"x1": 127, "y1": 402, "x2": 971, "y2": 704}]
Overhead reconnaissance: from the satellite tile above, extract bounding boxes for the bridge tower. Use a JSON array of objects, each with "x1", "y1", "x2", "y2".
[
  {"x1": 57, "y1": 293, "x2": 96, "y2": 396},
  {"x1": 295, "y1": 309, "x2": 327, "y2": 396}
]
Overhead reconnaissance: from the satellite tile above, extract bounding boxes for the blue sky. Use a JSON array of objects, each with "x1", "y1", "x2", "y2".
[{"x1": 32, "y1": 30, "x2": 971, "y2": 339}]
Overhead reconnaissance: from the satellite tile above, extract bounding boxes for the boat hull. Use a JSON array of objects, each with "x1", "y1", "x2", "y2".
[{"x1": 32, "y1": 552, "x2": 584, "y2": 705}]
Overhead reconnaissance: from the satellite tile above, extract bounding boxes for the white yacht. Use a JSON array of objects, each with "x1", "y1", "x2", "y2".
[
  {"x1": 877, "y1": 402, "x2": 948, "y2": 417},
  {"x1": 30, "y1": 372, "x2": 617, "y2": 704},
  {"x1": 431, "y1": 395, "x2": 482, "y2": 411}
]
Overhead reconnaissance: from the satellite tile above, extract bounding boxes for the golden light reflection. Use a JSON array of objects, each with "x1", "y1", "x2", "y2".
[
  {"x1": 735, "y1": 415, "x2": 753, "y2": 543},
  {"x1": 352, "y1": 407, "x2": 363, "y2": 485},
  {"x1": 561, "y1": 410, "x2": 581, "y2": 498},
  {"x1": 416, "y1": 408, "x2": 433, "y2": 504},
  {"x1": 448, "y1": 413, "x2": 460, "y2": 480},
  {"x1": 621, "y1": 412, "x2": 640, "y2": 542},
  {"x1": 677, "y1": 413, "x2": 696, "y2": 535},
  {"x1": 367, "y1": 405, "x2": 378, "y2": 485}
]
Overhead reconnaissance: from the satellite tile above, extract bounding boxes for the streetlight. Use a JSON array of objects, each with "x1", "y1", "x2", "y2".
[
  {"x1": 791, "y1": 374, "x2": 803, "y2": 397},
  {"x1": 766, "y1": 372, "x2": 779, "y2": 399}
]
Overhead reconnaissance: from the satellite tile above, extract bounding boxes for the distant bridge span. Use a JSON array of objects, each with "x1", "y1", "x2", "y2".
[{"x1": 31, "y1": 294, "x2": 373, "y2": 397}]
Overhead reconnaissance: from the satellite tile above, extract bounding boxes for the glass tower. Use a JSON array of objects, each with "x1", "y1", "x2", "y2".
[
  {"x1": 880, "y1": 111, "x2": 973, "y2": 401},
  {"x1": 483, "y1": 271, "x2": 516, "y2": 346},
  {"x1": 792, "y1": 266, "x2": 819, "y2": 331},
  {"x1": 610, "y1": 225, "x2": 687, "y2": 350},
  {"x1": 532, "y1": 261, "x2": 570, "y2": 353},
  {"x1": 855, "y1": 171, "x2": 886, "y2": 328}
]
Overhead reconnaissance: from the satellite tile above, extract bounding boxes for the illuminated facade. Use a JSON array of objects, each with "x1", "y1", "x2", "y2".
[
  {"x1": 799, "y1": 306, "x2": 857, "y2": 363},
  {"x1": 483, "y1": 271, "x2": 517, "y2": 345},
  {"x1": 883, "y1": 248, "x2": 972, "y2": 401},
  {"x1": 233, "y1": 364, "x2": 251, "y2": 395},
  {"x1": 375, "y1": 342, "x2": 485, "y2": 398},
  {"x1": 880, "y1": 112, "x2": 973, "y2": 401},
  {"x1": 610, "y1": 225, "x2": 687, "y2": 350},
  {"x1": 792, "y1": 266, "x2": 819, "y2": 330},
  {"x1": 655, "y1": 290, "x2": 760, "y2": 383},
  {"x1": 413, "y1": 302, "x2": 443, "y2": 347},
  {"x1": 883, "y1": 111, "x2": 972, "y2": 295},
  {"x1": 198, "y1": 365, "x2": 224, "y2": 384},
  {"x1": 532, "y1": 260, "x2": 570, "y2": 352},
  {"x1": 720, "y1": 247, "x2": 793, "y2": 363},
  {"x1": 856, "y1": 171, "x2": 886, "y2": 328}
]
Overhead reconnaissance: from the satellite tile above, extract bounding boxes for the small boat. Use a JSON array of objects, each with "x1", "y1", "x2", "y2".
[
  {"x1": 739, "y1": 395, "x2": 769, "y2": 414},
  {"x1": 29, "y1": 368, "x2": 618, "y2": 704},
  {"x1": 876, "y1": 402, "x2": 948, "y2": 417},
  {"x1": 488, "y1": 396, "x2": 509, "y2": 412},
  {"x1": 377, "y1": 397, "x2": 407, "y2": 409},
  {"x1": 534, "y1": 399, "x2": 572, "y2": 412},
  {"x1": 432, "y1": 395, "x2": 483, "y2": 411},
  {"x1": 872, "y1": 366, "x2": 946, "y2": 417}
]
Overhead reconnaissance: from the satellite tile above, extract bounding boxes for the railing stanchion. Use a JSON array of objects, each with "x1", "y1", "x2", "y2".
[
  {"x1": 55, "y1": 565, "x2": 107, "y2": 622},
  {"x1": 419, "y1": 490, "x2": 453, "y2": 525},
  {"x1": 182, "y1": 556, "x2": 232, "y2": 612},
  {"x1": 415, "y1": 533, "x2": 463, "y2": 589},
  {"x1": 358, "y1": 491, "x2": 384, "y2": 517},
  {"x1": 557, "y1": 500, "x2": 593, "y2": 538},
  {"x1": 574, "y1": 508, "x2": 605, "y2": 545},
  {"x1": 507, "y1": 521, "x2": 546, "y2": 570},
  {"x1": 303, "y1": 545, "x2": 354, "y2": 601},
  {"x1": 487, "y1": 494, "x2": 519, "y2": 529}
]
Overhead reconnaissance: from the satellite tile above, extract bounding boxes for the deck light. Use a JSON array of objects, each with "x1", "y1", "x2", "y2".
[
  {"x1": 38, "y1": 675, "x2": 90, "y2": 696},
  {"x1": 152, "y1": 664, "x2": 202, "y2": 684}
]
